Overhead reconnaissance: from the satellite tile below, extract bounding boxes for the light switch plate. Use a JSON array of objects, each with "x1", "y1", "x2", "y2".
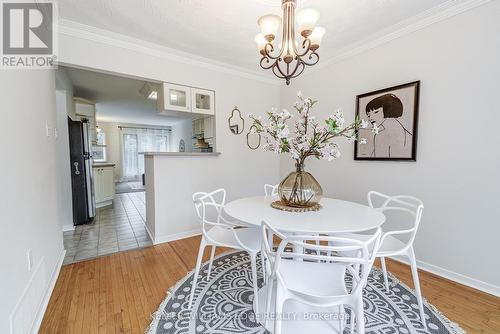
[
  {"x1": 45, "y1": 122, "x2": 50, "y2": 137},
  {"x1": 27, "y1": 249, "x2": 33, "y2": 271}
]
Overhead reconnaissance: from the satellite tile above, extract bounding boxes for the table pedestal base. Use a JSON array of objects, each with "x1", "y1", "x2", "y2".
[{"x1": 253, "y1": 283, "x2": 346, "y2": 334}]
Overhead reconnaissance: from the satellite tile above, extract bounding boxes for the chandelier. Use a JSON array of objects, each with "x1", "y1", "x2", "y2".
[{"x1": 255, "y1": 0, "x2": 325, "y2": 85}]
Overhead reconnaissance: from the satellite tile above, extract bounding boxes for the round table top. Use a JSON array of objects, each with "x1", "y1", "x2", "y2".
[{"x1": 224, "y1": 196, "x2": 385, "y2": 234}]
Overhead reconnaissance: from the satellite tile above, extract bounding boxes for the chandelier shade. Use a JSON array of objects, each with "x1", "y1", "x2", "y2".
[{"x1": 256, "y1": 0, "x2": 325, "y2": 85}]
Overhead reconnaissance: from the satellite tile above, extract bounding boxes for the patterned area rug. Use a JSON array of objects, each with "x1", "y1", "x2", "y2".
[{"x1": 147, "y1": 251, "x2": 465, "y2": 334}]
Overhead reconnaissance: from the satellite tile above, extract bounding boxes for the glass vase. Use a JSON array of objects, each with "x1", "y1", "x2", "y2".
[{"x1": 278, "y1": 162, "x2": 323, "y2": 208}]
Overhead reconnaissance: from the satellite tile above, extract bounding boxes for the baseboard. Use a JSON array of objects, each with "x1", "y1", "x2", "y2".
[
  {"x1": 62, "y1": 224, "x2": 74, "y2": 232},
  {"x1": 143, "y1": 221, "x2": 155, "y2": 244},
  {"x1": 154, "y1": 229, "x2": 201, "y2": 245},
  {"x1": 31, "y1": 248, "x2": 65, "y2": 333},
  {"x1": 390, "y1": 256, "x2": 500, "y2": 298},
  {"x1": 96, "y1": 200, "x2": 112, "y2": 208}
]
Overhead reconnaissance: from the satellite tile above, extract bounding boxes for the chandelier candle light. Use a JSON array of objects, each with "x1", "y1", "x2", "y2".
[
  {"x1": 255, "y1": 0, "x2": 326, "y2": 85},
  {"x1": 249, "y1": 92, "x2": 374, "y2": 210}
]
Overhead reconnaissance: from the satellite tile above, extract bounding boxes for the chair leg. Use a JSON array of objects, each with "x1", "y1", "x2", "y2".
[
  {"x1": 260, "y1": 252, "x2": 267, "y2": 284},
  {"x1": 349, "y1": 307, "x2": 355, "y2": 334},
  {"x1": 250, "y1": 252, "x2": 260, "y2": 315},
  {"x1": 338, "y1": 304, "x2": 345, "y2": 334},
  {"x1": 355, "y1": 296, "x2": 365, "y2": 334},
  {"x1": 408, "y1": 247, "x2": 426, "y2": 328},
  {"x1": 380, "y1": 256, "x2": 390, "y2": 292},
  {"x1": 207, "y1": 246, "x2": 216, "y2": 280},
  {"x1": 188, "y1": 238, "x2": 206, "y2": 308},
  {"x1": 274, "y1": 285, "x2": 285, "y2": 334},
  {"x1": 265, "y1": 277, "x2": 274, "y2": 329}
]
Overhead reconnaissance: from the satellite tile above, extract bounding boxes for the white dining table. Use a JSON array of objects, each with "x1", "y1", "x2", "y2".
[
  {"x1": 224, "y1": 195, "x2": 386, "y2": 234},
  {"x1": 223, "y1": 195, "x2": 386, "y2": 333}
]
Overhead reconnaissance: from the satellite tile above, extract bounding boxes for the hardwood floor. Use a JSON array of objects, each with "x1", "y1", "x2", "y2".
[{"x1": 40, "y1": 236, "x2": 500, "y2": 333}]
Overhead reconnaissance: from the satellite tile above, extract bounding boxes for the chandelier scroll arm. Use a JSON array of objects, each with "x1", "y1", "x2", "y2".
[
  {"x1": 295, "y1": 38, "x2": 312, "y2": 58},
  {"x1": 260, "y1": 56, "x2": 278, "y2": 70},
  {"x1": 302, "y1": 51, "x2": 320, "y2": 67},
  {"x1": 263, "y1": 42, "x2": 281, "y2": 60},
  {"x1": 289, "y1": 60, "x2": 306, "y2": 79},
  {"x1": 272, "y1": 60, "x2": 289, "y2": 80}
]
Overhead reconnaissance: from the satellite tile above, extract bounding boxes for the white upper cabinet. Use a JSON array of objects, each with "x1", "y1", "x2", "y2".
[
  {"x1": 158, "y1": 83, "x2": 215, "y2": 115},
  {"x1": 191, "y1": 88, "x2": 215, "y2": 115},
  {"x1": 162, "y1": 83, "x2": 191, "y2": 112}
]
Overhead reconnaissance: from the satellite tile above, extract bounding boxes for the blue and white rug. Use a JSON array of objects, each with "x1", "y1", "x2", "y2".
[{"x1": 147, "y1": 251, "x2": 465, "y2": 333}]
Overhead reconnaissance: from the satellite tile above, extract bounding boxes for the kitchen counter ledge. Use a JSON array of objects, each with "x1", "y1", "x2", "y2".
[{"x1": 140, "y1": 152, "x2": 221, "y2": 157}]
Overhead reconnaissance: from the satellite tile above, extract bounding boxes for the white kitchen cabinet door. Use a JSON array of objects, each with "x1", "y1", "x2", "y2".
[
  {"x1": 93, "y1": 167, "x2": 103, "y2": 203},
  {"x1": 93, "y1": 166, "x2": 115, "y2": 207},
  {"x1": 100, "y1": 167, "x2": 115, "y2": 202},
  {"x1": 191, "y1": 88, "x2": 215, "y2": 115},
  {"x1": 162, "y1": 83, "x2": 191, "y2": 112}
]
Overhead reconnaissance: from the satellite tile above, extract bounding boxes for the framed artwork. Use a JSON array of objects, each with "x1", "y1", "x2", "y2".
[{"x1": 354, "y1": 81, "x2": 420, "y2": 161}]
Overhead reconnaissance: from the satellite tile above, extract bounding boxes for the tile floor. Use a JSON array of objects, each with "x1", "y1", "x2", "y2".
[{"x1": 63, "y1": 192, "x2": 152, "y2": 265}]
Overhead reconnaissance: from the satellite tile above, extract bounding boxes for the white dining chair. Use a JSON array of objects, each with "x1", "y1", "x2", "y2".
[
  {"x1": 264, "y1": 183, "x2": 279, "y2": 197},
  {"x1": 335, "y1": 191, "x2": 426, "y2": 327},
  {"x1": 189, "y1": 188, "x2": 263, "y2": 312},
  {"x1": 262, "y1": 221, "x2": 382, "y2": 334}
]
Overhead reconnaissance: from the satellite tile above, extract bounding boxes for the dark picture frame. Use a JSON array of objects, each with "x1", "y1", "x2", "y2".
[{"x1": 354, "y1": 81, "x2": 420, "y2": 161}]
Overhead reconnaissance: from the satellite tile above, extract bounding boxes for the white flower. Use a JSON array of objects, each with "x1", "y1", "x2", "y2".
[
  {"x1": 297, "y1": 141, "x2": 311, "y2": 151},
  {"x1": 282, "y1": 109, "x2": 291, "y2": 118},
  {"x1": 262, "y1": 143, "x2": 273, "y2": 151},
  {"x1": 332, "y1": 109, "x2": 345, "y2": 127},
  {"x1": 346, "y1": 136, "x2": 356, "y2": 143},
  {"x1": 372, "y1": 123, "x2": 380, "y2": 134},
  {"x1": 297, "y1": 91, "x2": 303, "y2": 98},
  {"x1": 360, "y1": 119, "x2": 369, "y2": 129},
  {"x1": 315, "y1": 124, "x2": 325, "y2": 133},
  {"x1": 289, "y1": 148, "x2": 300, "y2": 160},
  {"x1": 360, "y1": 138, "x2": 367, "y2": 145},
  {"x1": 277, "y1": 126, "x2": 290, "y2": 139},
  {"x1": 248, "y1": 113, "x2": 255, "y2": 119}
]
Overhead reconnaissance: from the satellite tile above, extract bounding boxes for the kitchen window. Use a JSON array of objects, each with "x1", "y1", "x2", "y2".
[
  {"x1": 121, "y1": 126, "x2": 171, "y2": 180},
  {"x1": 92, "y1": 131, "x2": 107, "y2": 162}
]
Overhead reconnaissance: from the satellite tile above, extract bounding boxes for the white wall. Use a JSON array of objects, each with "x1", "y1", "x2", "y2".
[
  {"x1": 280, "y1": 1, "x2": 500, "y2": 293},
  {"x1": 55, "y1": 68, "x2": 75, "y2": 231},
  {"x1": 0, "y1": 70, "x2": 65, "y2": 333},
  {"x1": 55, "y1": 67, "x2": 76, "y2": 119}
]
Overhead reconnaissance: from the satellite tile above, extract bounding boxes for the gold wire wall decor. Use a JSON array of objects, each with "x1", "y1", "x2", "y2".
[{"x1": 228, "y1": 107, "x2": 245, "y2": 135}]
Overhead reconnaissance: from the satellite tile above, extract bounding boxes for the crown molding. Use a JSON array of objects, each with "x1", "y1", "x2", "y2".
[
  {"x1": 57, "y1": 19, "x2": 281, "y2": 86},
  {"x1": 305, "y1": 0, "x2": 492, "y2": 75}
]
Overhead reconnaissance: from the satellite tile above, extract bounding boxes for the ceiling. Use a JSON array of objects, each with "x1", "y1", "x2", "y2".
[
  {"x1": 64, "y1": 67, "x2": 185, "y2": 126},
  {"x1": 57, "y1": 0, "x2": 453, "y2": 70}
]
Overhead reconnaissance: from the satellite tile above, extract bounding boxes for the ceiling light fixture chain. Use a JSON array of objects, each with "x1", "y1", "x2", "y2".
[{"x1": 255, "y1": 0, "x2": 325, "y2": 85}]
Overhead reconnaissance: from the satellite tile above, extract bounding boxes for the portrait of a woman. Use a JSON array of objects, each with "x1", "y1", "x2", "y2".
[{"x1": 354, "y1": 81, "x2": 419, "y2": 160}]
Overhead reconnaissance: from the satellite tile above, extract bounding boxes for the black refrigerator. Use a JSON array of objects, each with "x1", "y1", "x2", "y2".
[{"x1": 68, "y1": 117, "x2": 96, "y2": 225}]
